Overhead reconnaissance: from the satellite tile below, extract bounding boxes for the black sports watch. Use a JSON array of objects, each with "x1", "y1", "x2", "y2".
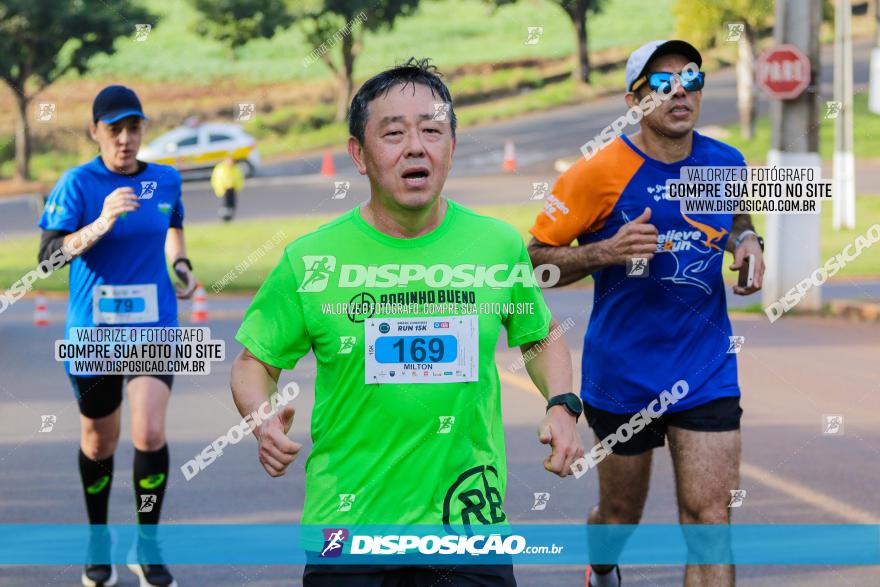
[
  {"x1": 173, "y1": 257, "x2": 193, "y2": 271},
  {"x1": 546, "y1": 393, "x2": 583, "y2": 421}
]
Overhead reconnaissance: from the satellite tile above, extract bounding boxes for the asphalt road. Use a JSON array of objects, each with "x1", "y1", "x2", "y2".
[
  {"x1": 0, "y1": 39, "x2": 874, "y2": 237},
  {"x1": 1, "y1": 290, "x2": 878, "y2": 586}
]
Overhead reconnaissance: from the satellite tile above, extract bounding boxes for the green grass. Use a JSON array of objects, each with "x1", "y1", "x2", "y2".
[
  {"x1": 0, "y1": 67, "x2": 622, "y2": 183},
  {"x1": 3, "y1": 0, "x2": 676, "y2": 181},
  {"x1": 721, "y1": 93, "x2": 880, "y2": 164},
  {"x1": 82, "y1": 0, "x2": 675, "y2": 84},
  {"x1": 250, "y1": 69, "x2": 626, "y2": 158},
  {"x1": 250, "y1": 120, "x2": 350, "y2": 160},
  {"x1": 4, "y1": 197, "x2": 880, "y2": 294},
  {"x1": 458, "y1": 77, "x2": 580, "y2": 127},
  {"x1": 745, "y1": 195, "x2": 880, "y2": 277},
  {"x1": 448, "y1": 68, "x2": 547, "y2": 97},
  {"x1": 458, "y1": 66, "x2": 628, "y2": 127},
  {"x1": 0, "y1": 150, "x2": 85, "y2": 184}
]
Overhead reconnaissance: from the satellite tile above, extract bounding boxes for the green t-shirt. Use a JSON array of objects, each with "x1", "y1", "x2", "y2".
[{"x1": 235, "y1": 199, "x2": 552, "y2": 528}]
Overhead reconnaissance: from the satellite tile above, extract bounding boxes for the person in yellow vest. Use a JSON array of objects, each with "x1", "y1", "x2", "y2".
[{"x1": 211, "y1": 156, "x2": 244, "y2": 222}]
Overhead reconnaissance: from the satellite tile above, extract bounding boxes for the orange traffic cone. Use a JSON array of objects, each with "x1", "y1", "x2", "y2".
[
  {"x1": 320, "y1": 149, "x2": 335, "y2": 177},
  {"x1": 191, "y1": 285, "x2": 208, "y2": 323},
  {"x1": 502, "y1": 140, "x2": 517, "y2": 172},
  {"x1": 33, "y1": 292, "x2": 50, "y2": 327}
]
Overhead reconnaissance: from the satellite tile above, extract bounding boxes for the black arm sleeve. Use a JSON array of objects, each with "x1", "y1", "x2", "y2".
[
  {"x1": 39, "y1": 229, "x2": 71, "y2": 265},
  {"x1": 170, "y1": 211, "x2": 183, "y2": 230}
]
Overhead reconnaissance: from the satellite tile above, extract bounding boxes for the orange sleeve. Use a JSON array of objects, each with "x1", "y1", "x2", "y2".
[{"x1": 529, "y1": 139, "x2": 644, "y2": 246}]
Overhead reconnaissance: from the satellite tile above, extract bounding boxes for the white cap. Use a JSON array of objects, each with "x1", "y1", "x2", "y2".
[{"x1": 625, "y1": 40, "x2": 702, "y2": 91}]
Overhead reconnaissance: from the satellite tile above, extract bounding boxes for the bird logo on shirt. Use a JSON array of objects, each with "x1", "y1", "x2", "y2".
[
  {"x1": 621, "y1": 209, "x2": 727, "y2": 295},
  {"x1": 681, "y1": 214, "x2": 728, "y2": 251},
  {"x1": 662, "y1": 214, "x2": 728, "y2": 294}
]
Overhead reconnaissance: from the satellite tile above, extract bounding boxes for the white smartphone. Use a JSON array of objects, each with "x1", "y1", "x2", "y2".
[{"x1": 738, "y1": 254, "x2": 755, "y2": 289}]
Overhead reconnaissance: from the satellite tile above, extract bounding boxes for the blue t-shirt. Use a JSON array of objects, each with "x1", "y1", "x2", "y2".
[
  {"x1": 39, "y1": 157, "x2": 184, "y2": 366},
  {"x1": 530, "y1": 132, "x2": 746, "y2": 413}
]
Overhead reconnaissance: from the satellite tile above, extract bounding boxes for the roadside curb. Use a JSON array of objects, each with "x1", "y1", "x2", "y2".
[
  {"x1": 0, "y1": 192, "x2": 44, "y2": 205},
  {"x1": 828, "y1": 298, "x2": 880, "y2": 321}
]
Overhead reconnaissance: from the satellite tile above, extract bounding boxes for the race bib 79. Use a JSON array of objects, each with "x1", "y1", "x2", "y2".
[{"x1": 92, "y1": 284, "x2": 159, "y2": 325}]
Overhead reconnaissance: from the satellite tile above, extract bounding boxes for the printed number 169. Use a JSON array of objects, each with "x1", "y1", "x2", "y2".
[{"x1": 392, "y1": 337, "x2": 444, "y2": 362}]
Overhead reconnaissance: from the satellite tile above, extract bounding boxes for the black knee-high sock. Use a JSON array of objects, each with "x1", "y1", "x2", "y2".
[
  {"x1": 79, "y1": 449, "x2": 113, "y2": 525},
  {"x1": 133, "y1": 444, "x2": 169, "y2": 525}
]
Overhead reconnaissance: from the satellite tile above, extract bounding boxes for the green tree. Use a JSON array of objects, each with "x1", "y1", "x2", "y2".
[
  {"x1": 555, "y1": 0, "x2": 605, "y2": 84},
  {"x1": 488, "y1": 0, "x2": 605, "y2": 84},
  {"x1": 0, "y1": 0, "x2": 154, "y2": 180},
  {"x1": 296, "y1": 1, "x2": 423, "y2": 122},
  {"x1": 191, "y1": 0, "x2": 293, "y2": 49},
  {"x1": 191, "y1": 0, "x2": 421, "y2": 123},
  {"x1": 673, "y1": 0, "x2": 772, "y2": 140}
]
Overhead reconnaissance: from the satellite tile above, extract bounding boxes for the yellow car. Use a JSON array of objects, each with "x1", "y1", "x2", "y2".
[{"x1": 138, "y1": 122, "x2": 260, "y2": 176}]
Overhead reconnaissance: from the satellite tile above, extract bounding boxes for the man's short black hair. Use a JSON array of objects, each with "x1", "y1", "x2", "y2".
[{"x1": 348, "y1": 57, "x2": 457, "y2": 144}]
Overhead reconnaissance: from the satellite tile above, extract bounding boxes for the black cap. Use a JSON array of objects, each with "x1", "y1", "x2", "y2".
[{"x1": 92, "y1": 85, "x2": 147, "y2": 124}]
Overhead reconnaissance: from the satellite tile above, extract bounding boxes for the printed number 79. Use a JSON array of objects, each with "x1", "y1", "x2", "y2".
[{"x1": 114, "y1": 299, "x2": 134, "y2": 313}]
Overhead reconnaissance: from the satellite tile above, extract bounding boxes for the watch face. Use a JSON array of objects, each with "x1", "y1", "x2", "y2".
[
  {"x1": 564, "y1": 394, "x2": 583, "y2": 415},
  {"x1": 548, "y1": 394, "x2": 582, "y2": 418}
]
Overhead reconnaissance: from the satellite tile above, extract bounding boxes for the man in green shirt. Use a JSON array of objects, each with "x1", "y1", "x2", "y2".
[{"x1": 231, "y1": 57, "x2": 584, "y2": 586}]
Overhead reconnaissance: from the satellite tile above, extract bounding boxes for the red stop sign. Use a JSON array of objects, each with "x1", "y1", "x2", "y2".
[{"x1": 756, "y1": 44, "x2": 811, "y2": 100}]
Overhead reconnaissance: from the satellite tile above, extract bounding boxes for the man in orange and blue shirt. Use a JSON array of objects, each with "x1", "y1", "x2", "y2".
[{"x1": 528, "y1": 40, "x2": 765, "y2": 587}]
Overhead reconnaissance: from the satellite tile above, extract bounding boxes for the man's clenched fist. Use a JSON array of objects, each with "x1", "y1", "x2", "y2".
[
  {"x1": 255, "y1": 405, "x2": 302, "y2": 477},
  {"x1": 601, "y1": 207, "x2": 658, "y2": 266}
]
